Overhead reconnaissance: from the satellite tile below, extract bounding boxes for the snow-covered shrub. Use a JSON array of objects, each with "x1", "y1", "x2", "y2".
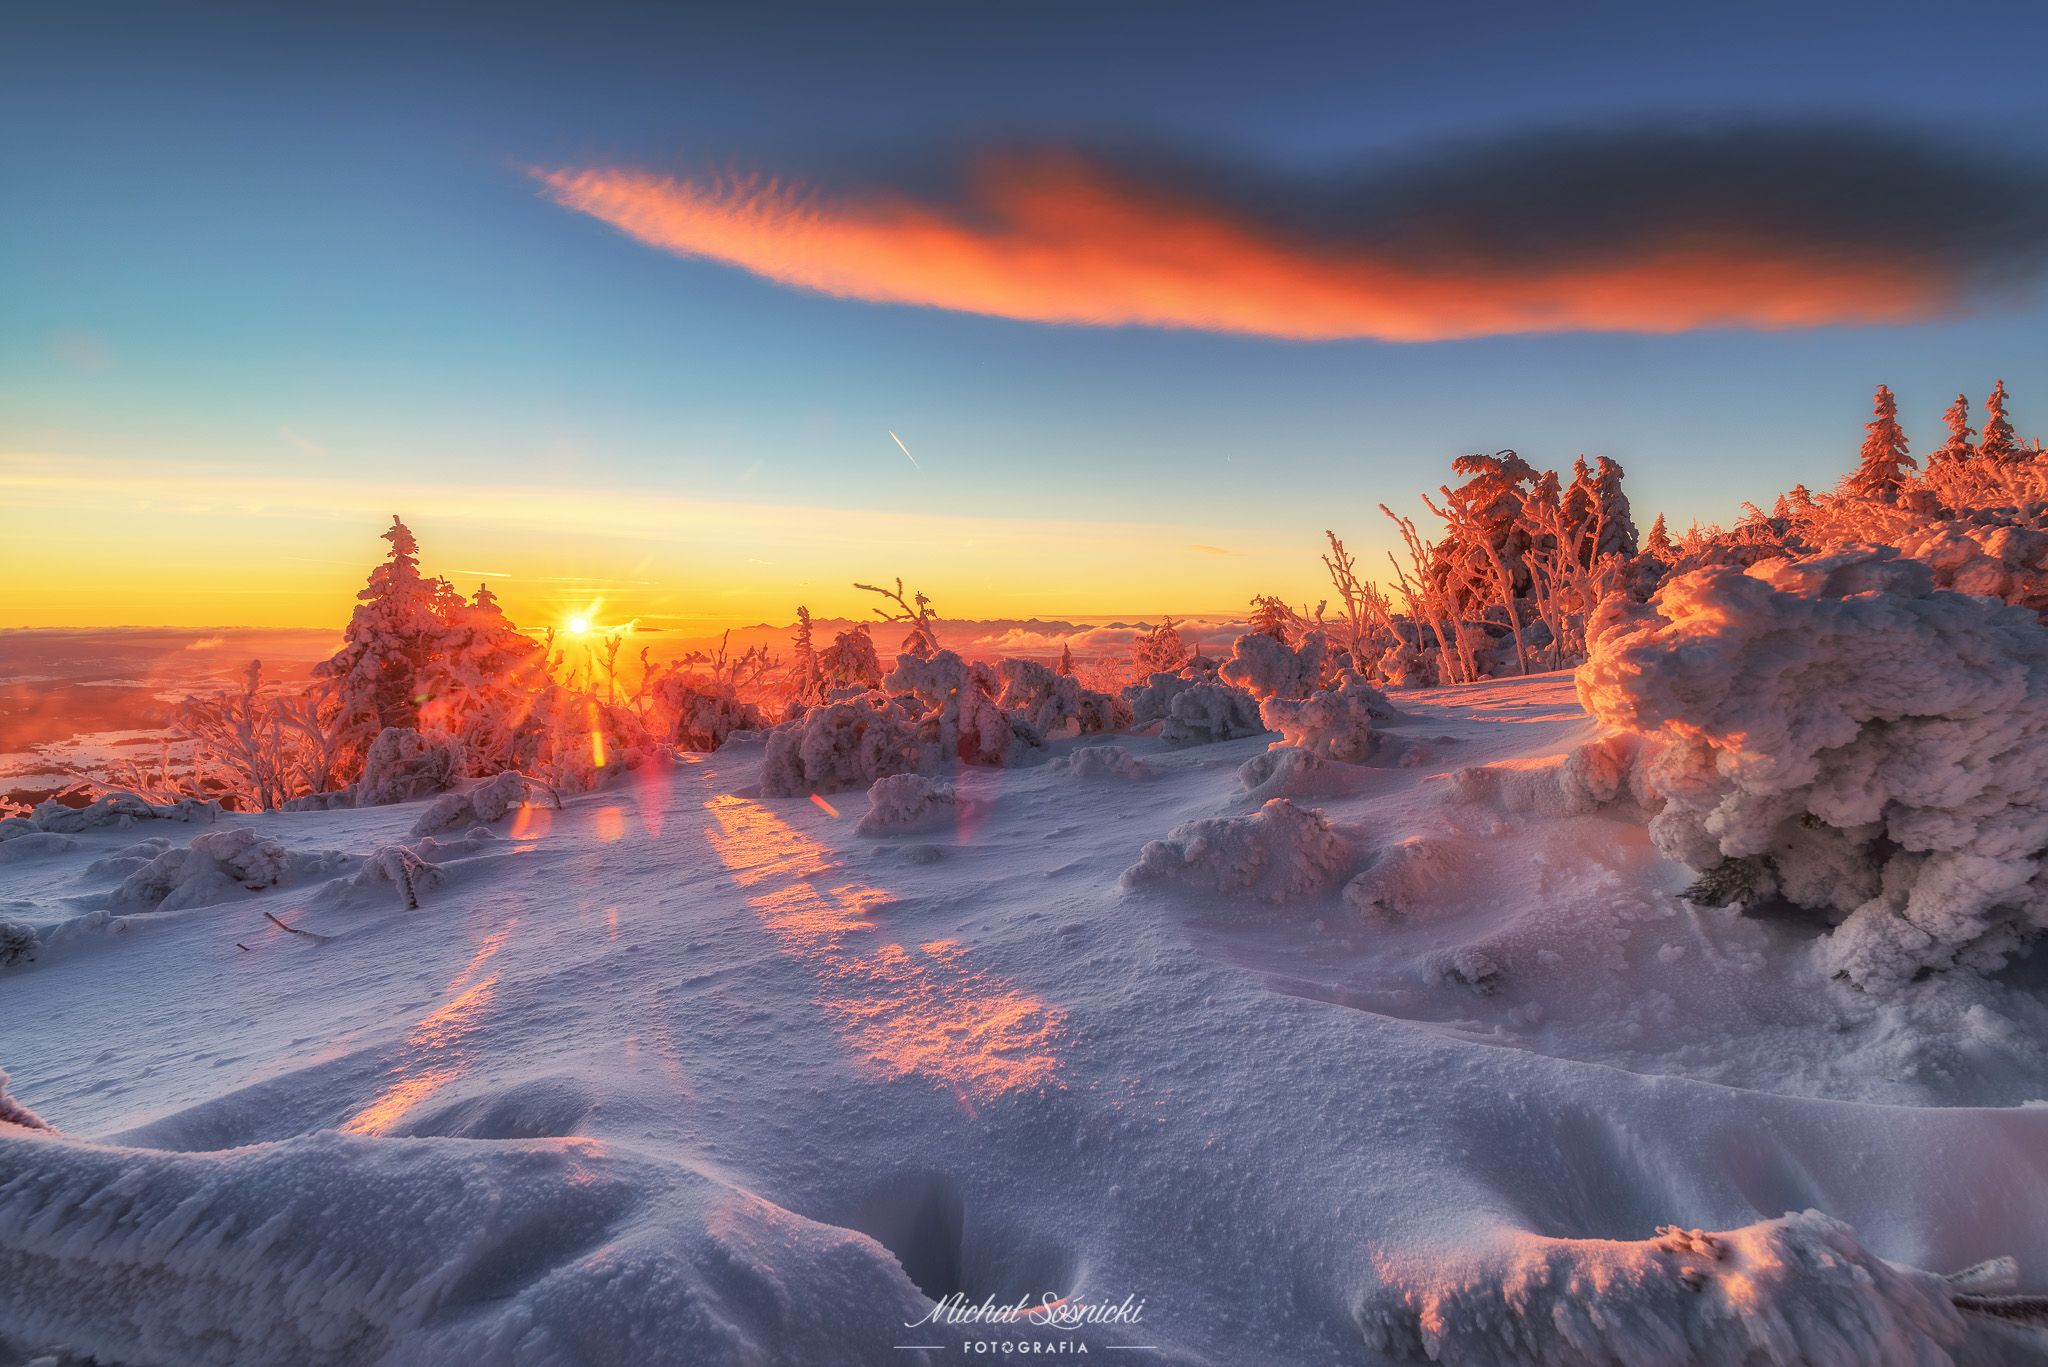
[
  {"x1": 1580, "y1": 546, "x2": 2048, "y2": 990},
  {"x1": 114, "y1": 828, "x2": 294, "y2": 912},
  {"x1": 1361, "y1": 1211, "x2": 1989, "y2": 1367},
  {"x1": 856, "y1": 773, "x2": 956, "y2": 836},
  {"x1": 886, "y1": 651, "x2": 1043, "y2": 768},
  {"x1": 995, "y1": 658, "x2": 1127, "y2": 737},
  {"x1": 1122, "y1": 798, "x2": 1349, "y2": 903},
  {"x1": 1259, "y1": 675, "x2": 1396, "y2": 763},
  {"x1": 0, "y1": 921, "x2": 36, "y2": 970},
  {"x1": 355, "y1": 728, "x2": 463, "y2": 807},
  {"x1": 409, "y1": 771, "x2": 551, "y2": 837},
  {"x1": 1420, "y1": 944, "x2": 1502, "y2": 993},
  {"x1": 648, "y1": 674, "x2": 763, "y2": 753},
  {"x1": 1126, "y1": 673, "x2": 1266, "y2": 747},
  {"x1": 0, "y1": 1066, "x2": 49, "y2": 1130},
  {"x1": 26, "y1": 792, "x2": 185, "y2": 834},
  {"x1": 1052, "y1": 745, "x2": 1152, "y2": 781},
  {"x1": 1220, "y1": 630, "x2": 1330, "y2": 700},
  {"x1": 354, "y1": 845, "x2": 443, "y2": 910},
  {"x1": 760, "y1": 692, "x2": 925, "y2": 797}
]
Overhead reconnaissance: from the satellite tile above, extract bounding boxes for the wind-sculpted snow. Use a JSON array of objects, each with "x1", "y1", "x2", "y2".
[
  {"x1": 1125, "y1": 672, "x2": 1267, "y2": 747},
  {"x1": 409, "y1": 771, "x2": 550, "y2": 838},
  {"x1": 1361, "y1": 1211, "x2": 1987, "y2": 1367},
  {"x1": 758, "y1": 691, "x2": 924, "y2": 797},
  {"x1": 1, "y1": 792, "x2": 219, "y2": 841},
  {"x1": 1581, "y1": 546, "x2": 2048, "y2": 990},
  {"x1": 1049, "y1": 744, "x2": 1152, "y2": 780},
  {"x1": 855, "y1": 772, "x2": 955, "y2": 836},
  {"x1": 1123, "y1": 797, "x2": 1349, "y2": 902},
  {"x1": 0, "y1": 1128, "x2": 935, "y2": 1367},
  {"x1": 0, "y1": 1068, "x2": 49, "y2": 1131}
]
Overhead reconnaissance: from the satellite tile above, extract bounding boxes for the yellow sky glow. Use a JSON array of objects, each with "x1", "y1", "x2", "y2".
[{"x1": 0, "y1": 454, "x2": 1328, "y2": 630}]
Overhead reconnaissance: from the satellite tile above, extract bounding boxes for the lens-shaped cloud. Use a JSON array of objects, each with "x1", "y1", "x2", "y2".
[{"x1": 535, "y1": 124, "x2": 2048, "y2": 341}]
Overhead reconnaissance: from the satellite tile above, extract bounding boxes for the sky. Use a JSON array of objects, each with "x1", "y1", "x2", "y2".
[{"x1": 5, "y1": 2, "x2": 2048, "y2": 632}]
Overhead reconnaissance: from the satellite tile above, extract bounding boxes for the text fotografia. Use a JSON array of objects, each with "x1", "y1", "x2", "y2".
[{"x1": 903, "y1": 1292, "x2": 1149, "y2": 1351}]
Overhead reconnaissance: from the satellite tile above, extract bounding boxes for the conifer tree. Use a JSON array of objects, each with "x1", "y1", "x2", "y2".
[
  {"x1": 317, "y1": 516, "x2": 463, "y2": 759},
  {"x1": 1248, "y1": 595, "x2": 1295, "y2": 642},
  {"x1": 1929, "y1": 393, "x2": 1975, "y2": 466},
  {"x1": 1845, "y1": 385, "x2": 1915, "y2": 502},
  {"x1": 790, "y1": 606, "x2": 823, "y2": 705},
  {"x1": 818, "y1": 624, "x2": 882, "y2": 691},
  {"x1": 1133, "y1": 617, "x2": 1191, "y2": 675},
  {"x1": 1980, "y1": 379, "x2": 2018, "y2": 462},
  {"x1": 1644, "y1": 514, "x2": 1675, "y2": 560},
  {"x1": 1056, "y1": 642, "x2": 1075, "y2": 676},
  {"x1": 1586, "y1": 457, "x2": 1639, "y2": 561}
]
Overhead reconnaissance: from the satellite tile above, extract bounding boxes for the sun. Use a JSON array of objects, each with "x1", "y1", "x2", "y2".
[{"x1": 567, "y1": 613, "x2": 592, "y2": 636}]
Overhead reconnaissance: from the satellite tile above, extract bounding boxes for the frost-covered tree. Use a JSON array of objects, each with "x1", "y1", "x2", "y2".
[
  {"x1": 1056, "y1": 641, "x2": 1075, "y2": 676},
  {"x1": 789, "y1": 606, "x2": 823, "y2": 706},
  {"x1": 1845, "y1": 384, "x2": 1915, "y2": 502},
  {"x1": 1432, "y1": 450, "x2": 1541, "y2": 602},
  {"x1": 1248, "y1": 595, "x2": 1295, "y2": 642},
  {"x1": 316, "y1": 516, "x2": 463, "y2": 764},
  {"x1": 819, "y1": 624, "x2": 883, "y2": 692},
  {"x1": 1929, "y1": 393, "x2": 1975, "y2": 467},
  {"x1": 1644, "y1": 514, "x2": 1675, "y2": 560},
  {"x1": 1980, "y1": 379, "x2": 2018, "y2": 462},
  {"x1": 1132, "y1": 617, "x2": 1192, "y2": 675},
  {"x1": 1586, "y1": 456, "x2": 1639, "y2": 561},
  {"x1": 856, "y1": 578, "x2": 940, "y2": 656}
]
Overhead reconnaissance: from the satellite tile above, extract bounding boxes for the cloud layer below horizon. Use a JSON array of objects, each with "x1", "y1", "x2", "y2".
[{"x1": 537, "y1": 124, "x2": 2048, "y2": 342}]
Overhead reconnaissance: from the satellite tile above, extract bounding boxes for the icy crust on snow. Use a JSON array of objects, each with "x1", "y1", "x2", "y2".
[
  {"x1": 855, "y1": 772, "x2": 956, "y2": 836},
  {"x1": 1123, "y1": 797, "x2": 1350, "y2": 902},
  {"x1": 0, "y1": 1129, "x2": 936, "y2": 1367},
  {"x1": 1580, "y1": 546, "x2": 2048, "y2": 990},
  {"x1": 1361, "y1": 1212, "x2": 1992, "y2": 1367}
]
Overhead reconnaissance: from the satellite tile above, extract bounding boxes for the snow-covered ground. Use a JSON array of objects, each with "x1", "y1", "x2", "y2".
[{"x1": 4, "y1": 672, "x2": 2047, "y2": 1364}]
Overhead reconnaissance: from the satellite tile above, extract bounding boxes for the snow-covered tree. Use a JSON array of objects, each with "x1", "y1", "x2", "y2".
[
  {"x1": 789, "y1": 606, "x2": 823, "y2": 706},
  {"x1": 316, "y1": 516, "x2": 464, "y2": 765},
  {"x1": 1929, "y1": 393, "x2": 1975, "y2": 467},
  {"x1": 819, "y1": 624, "x2": 883, "y2": 692},
  {"x1": 1248, "y1": 595, "x2": 1295, "y2": 642},
  {"x1": 855, "y1": 577, "x2": 940, "y2": 656},
  {"x1": 1132, "y1": 617, "x2": 1192, "y2": 675},
  {"x1": 1845, "y1": 384, "x2": 1915, "y2": 502},
  {"x1": 1056, "y1": 641, "x2": 1075, "y2": 676},
  {"x1": 1644, "y1": 514, "x2": 1675, "y2": 559},
  {"x1": 1980, "y1": 379, "x2": 2018, "y2": 462}
]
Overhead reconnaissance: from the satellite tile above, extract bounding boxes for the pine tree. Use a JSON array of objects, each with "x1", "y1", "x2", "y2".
[
  {"x1": 818, "y1": 624, "x2": 882, "y2": 691},
  {"x1": 1560, "y1": 457, "x2": 1596, "y2": 562},
  {"x1": 1645, "y1": 514, "x2": 1675, "y2": 559},
  {"x1": 1929, "y1": 394, "x2": 1975, "y2": 466},
  {"x1": 1846, "y1": 385, "x2": 1915, "y2": 502},
  {"x1": 1056, "y1": 642, "x2": 1075, "y2": 676},
  {"x1": 316, "y1": 515, "x2": 463, "y2": 764},
  {"x1": 1980, "y1": 379, "x2": 2018, "y2": 462},
  {"x1": 1433, "y1": 450, "x2": 1541, "y2": 602},
  {"x1": 790, "y1": 606, "x2": 822, "y2": 705},
  {"x1": 1586, "y1": 457, "x2": 1639, "y2": 561}
]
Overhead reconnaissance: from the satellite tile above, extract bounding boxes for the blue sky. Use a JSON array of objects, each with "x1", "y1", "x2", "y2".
[{"x1": 5, "y1": 2, "x2": 2047, "y2": 626}]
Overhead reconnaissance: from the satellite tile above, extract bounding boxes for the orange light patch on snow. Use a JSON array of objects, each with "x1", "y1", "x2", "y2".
[
  {"x1": 341, "y1": 930, "x2": 512, "y2": 1134},
  {"x1": 809, "y1": 793, "x2": 840, "y2": 818},
  {"x1": 704, "y1": 795, "x2": 1063, "y2": 1098},
  {"x1": 594, "y1": 805, "x2": 626, "y2": 843}
]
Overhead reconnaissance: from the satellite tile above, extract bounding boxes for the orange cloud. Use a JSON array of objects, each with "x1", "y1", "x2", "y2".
[{"x1": 535, "y1": 148, "x2": 1971, "y2": 341}]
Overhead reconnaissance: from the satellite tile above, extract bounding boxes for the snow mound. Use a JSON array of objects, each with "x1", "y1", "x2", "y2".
[
  {"x1": 1122, "y1": 798, "x2": 1349, "y2": 902},
  {"x1": 1581, "y1": 545, "x2": 2048, "y2": 990},
  {"x1": 8, "y1": 792, "x2": 218, "y2": 837},
  {"x1": 855, "y1": 773, "x2": 955, "y2": 836},
  {"x1": 1051, "y1": 744, "x2": 1152, "y2": 780},
  {"x1": 355, "y1": 727, "x2": 463, "y2": 807},
  {"x1": 0, "y1": 834, "x2": 79, "y2": 865},
  {"x1": 760, "y1": 691, "x2": 924, "y2": 797},
  {"x1": 0, "y1": 1127, "x2": 936, "y2": 1367},
  {"x1": 1236, "y1": 745, "x2": 1332, "y2": 802},
  {"x1": 112, "y1": 829, "x2": 295, "y2": 913},
  {"x1": 1260, "y1": 675, "x2": 1395, "y2": 762},
  {"x1": 1360, "y1": 1211, "x2": 2006, "y2": 1367},
  {"x1": 1344, "y1": 836, "x2": 1459, "y2": 919}
]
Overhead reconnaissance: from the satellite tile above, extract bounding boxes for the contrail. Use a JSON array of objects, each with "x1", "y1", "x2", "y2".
[{"x1": 889, "y1": 430, "x2": 921, "y2": 469}]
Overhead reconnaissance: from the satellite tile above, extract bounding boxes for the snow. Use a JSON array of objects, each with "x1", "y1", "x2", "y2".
[{"x1": 3, "y1": 671, "x2": 2046, "y2": 1364}]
